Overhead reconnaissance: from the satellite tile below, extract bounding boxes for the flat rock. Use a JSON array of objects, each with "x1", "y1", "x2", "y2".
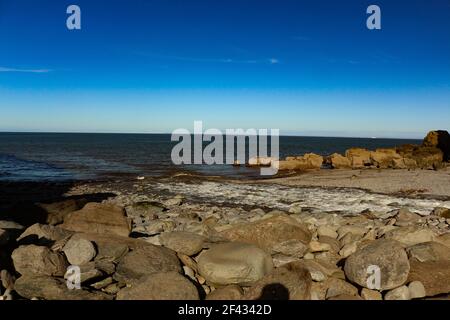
[
  {"x1": 14, "y1": 275, "x2": 112, "y2": 300},
  {"x1": 62, "y1": 203, "x2": 131, "y2": 237},
  {"x1": 242, "y1": 261, "x2": 312, "y2": 300},
  {"x1": 160, "y1": 231, "x2": 205, "y2": 256},
  {"x1": 17, "y1": 223, "x2": 73, "y2": 244},
  {"x1": 383, "y1": 226, "x2": 436, "y2": 247},
  {"x1": 344, "y1": 239, "x2": 410, "y2": 290},
  {"x1": 198, "y1": 242, "x2": 273, "y2": 286},
  {"x1": 384, "y1": 285, "x2": 411, "y2": 300},
  {"x1": 116, "y1": 272, "x2": 199, "y2": 300},
  {"x1": 12, "y1": 245, "x2": 68, "y2": 277},
  {"x1": 63, "y1": 238, "x2": 97, "y2": 265},
  {"x1": 116, "y1": 244, "x2": 181, "y2": 283},
  {"x1": 219, "y1": 214, "x2": 312, "y2": 252},
  {"x1": 407, "y1": 242, "x2": 450, "y2": 262}
]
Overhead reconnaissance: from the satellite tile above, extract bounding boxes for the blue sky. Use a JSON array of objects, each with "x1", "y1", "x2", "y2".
[{"x1": 0, "y1": 0, "x2": 449, "y2": 138}]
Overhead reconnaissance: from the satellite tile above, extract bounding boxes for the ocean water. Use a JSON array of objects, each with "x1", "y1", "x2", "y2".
[{"x1": 0, "y1": 133, "x2": 421, "y2": 181}]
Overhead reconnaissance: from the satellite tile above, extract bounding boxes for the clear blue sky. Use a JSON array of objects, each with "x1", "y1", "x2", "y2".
[{"x1": 0, "y1": 0, "x2": 449, "y2": 138}]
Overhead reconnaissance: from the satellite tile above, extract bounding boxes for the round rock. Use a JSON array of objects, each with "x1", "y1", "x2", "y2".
[
  {"x1": 160, "y1": 231, "x2": 205, "y2": 256},
  {"x1": 63, "y1": 238, "x2": 96, "y2": 266},
  {"x1": 344, "y1": 239, "x2": 410, "y2": 290}
]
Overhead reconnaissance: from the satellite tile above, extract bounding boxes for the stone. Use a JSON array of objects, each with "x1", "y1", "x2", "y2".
[
  {"x1": 317, "y1": 225, "x2": 338, "y2": 239},
  {"x1": 384, "y1": 226, "x2": 436, "y2": 247},
  {"x1": 219, "y1": 214, "x2": 312, "y2": 252},
  {"x1": 242, "y1": 261, "x2": 312, "y2": 300},
  {"x1": 344, "y1": 239, "x2": 410, "y2": 290},
  {"x1": 197, "y1": 242, "x2": 273, "y2": 286},
  {"x1": 329, "y1": 153, "x2": 351, "y2": 169},
  {"x1": 62, "y1": 202, "x2": 131, "y2": 237},
  {"x1": 436, "y1": 233, "x2": 450, "y2": 248},
  {"x1": 125, "y1": 201, "x2": 166, "y2": 218},
  {"x1": 325, "y1": 278, "x2": 359, "y2": 299},
  {"x1": 160, "y1": 231, "x2": 205, "y2": 256},
  {"x1": 395, "y1": 208, "x2": 421, "y2": 227},
  {"x1": 91, "y1": 277, "x2": 114, "y2": 290},
  {"x1": 408, "y1": 281, "x2": 426, "y2": 299},
  {"x1": 116, "y1": 272, "x2": 199, "y2": 300},
  {"x1": 433, "y1": 207, "x2": 450, "y2": 219},
  {"x1": 361, "y1": 288, "x2": 382, "y2": 300},
  {"x1": 164, "y1": 195, "x2": 183, "y2": 207},
  {"x1": 407, "y1": 242, "x2": 450, "y2": 262},
  {"x1": 309, "y1": 241, "x2": 332, "y2": 253},
  {"x1": 116, "y1": 244, "x2": 181, "y2": 283},
  {"x1": 339, "y1": 241, "x2": 358, "y2": 258},
  {"x1": 276, "y1": 153, "x2": 323, "y2": 171},
  {"x1": 396, "y1": 145, "x2": 443, "y2": 170},
  {"x1": 63, "y1": 238, "x2": 96, "y2": 265},
  {"x1": 271, "y1": 239, "x2": 308, "y2": 258},
  {"x1": 12, "y1": 245, "x2": 68, "y2": 276},
  {"x1": 408, "y1": 260, "x2": 450, "y2": 297},
  {"x1": 327, "y1": 294, "x2": 363, "y2": 300},
  {"x1": 206, "y1": 285, "x2": 244, "y2": 300},
  {"x1": 78, "y1": 269, "x2": 103, "y2": 283},
  {"x1": 14, "y1": 275, "x2": 112, "y2": 300},
  {"x1": 0, "y1": 220, "x2": 24, "y2": 230},
  {"x1": 384, "y1": 285, "x2": 411, "y2": 300},
  {"x1": 288, "y1": 202, "x2": 303, "y2": 214},
  {"x1": 318, "y1": 236, "x2": 340, "y2": 253},
  {"x1": 423, "y1": 130, "x2": 450, "y2": 162},
  {"x1": 0, "y1": 269, "x2": 15, "y2": 290},
  {"x1": 17, "y1": 223, "x2": 73, "y2": 244}
]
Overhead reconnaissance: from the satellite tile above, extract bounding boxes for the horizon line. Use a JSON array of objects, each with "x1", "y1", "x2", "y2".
[{"x1": 0, "y1": 130, "x2": 424, "y2": 140}]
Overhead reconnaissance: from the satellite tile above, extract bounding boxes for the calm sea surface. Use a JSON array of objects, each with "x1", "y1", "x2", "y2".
[{"x1": 0, "y1": 133, "x2": 421, "y2": 181}]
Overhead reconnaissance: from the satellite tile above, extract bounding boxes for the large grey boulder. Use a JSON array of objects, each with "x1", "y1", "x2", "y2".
[{"x1": 12, "y1": 245, "x2": 68, "y2": 277}]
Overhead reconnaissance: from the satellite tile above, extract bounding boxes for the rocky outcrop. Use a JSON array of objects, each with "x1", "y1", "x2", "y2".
[
  {"x1": 345, "y1": 148, "x2": 371, "y2": 168},
  {"x1": 329, "y1": 153, "x2": 351, "y2": 169},
  {"x1": 423, "y1": 130, "x2": 450, "y2": 162},
  {"x1": 276, "y1": 153, "x2": 323, "y2": 171}
]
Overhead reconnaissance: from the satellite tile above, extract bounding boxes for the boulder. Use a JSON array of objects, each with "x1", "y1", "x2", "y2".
[
  {"x1": 248, "y1": 157, "x2": 276, "y2": 167},
  {"x1": 116, "y1": 244, "x2": 181, "y2": 282},
  {"x1": 344, "y1": 239, "x2": 410, "y2": 290},
  {"x1": 345, "y1": 148, "x2": 371, "y2": 168},
  {"x1": 423, "y1": 130, "x2": 450, "y2": 162},
  {"x1": 383, "y1": 226, "x2": 436, "y2": 247},
  {"x1": 408, "y1": 260, "x2": 450, "y2": 296},
  {"x1": 63, "y1": 238, "x2": 97, "y2": 265},
  {"x1": 329, "y1": 153, "x2": 351, "y2": 169},
  {"x1": 219, "y1": 214, "x2": 312, "y2": 252},
  {"x1": 12, "y1": 245, "x2": 68, "y2": 276},
  {"x1": 242, "y1": 261, "x2": 312, "y2": 300},
  {"x1": 159, "y1": 231, "x2": 205, "y2": 256},
  {"x1": 125, "y1": 201, "x2": 166, "y2": 219},
  {"x1": 395, "y1": 208, "x2": 421, "y2": 227},
  {"x1": 62, "y1": 203, "x2": 131, "y2": 237},
  {"x1": 407, "y1": 242, "x2": 450, "y2": 262},
  {"x1": 116, "y1": 272, "x2": 199, "y2": 300},
  {"x1": 14, "y1": 275, "x2": 112, "y2": 300},
  {"x1": 197, "y1": 242, "x2": 273, "y2": 286},
  {"x1": 384, "y1": 285, "x2": 411, "y2": 300},
  {"x1": 276, "y1": 153, "x2": 323, "y2": 171},
  {"x1": 361, "y1": 288, "x2": 382, "y2": 300},
  {"x1": 408, "y1": 281, "x2": 426, "y2": 299}
]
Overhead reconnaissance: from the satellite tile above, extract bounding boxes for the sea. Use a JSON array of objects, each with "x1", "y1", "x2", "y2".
[{"x1": 0, "y1": 132, "x2": 421, "y2": 182}]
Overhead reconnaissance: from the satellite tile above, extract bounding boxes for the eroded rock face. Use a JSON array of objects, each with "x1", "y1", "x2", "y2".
[
  {"x1": 14, "y1": 275, "x2": 112, "y2": 300},
  {"x1": 115, "y1": 244, "x2": 181, "y2": 282},
  {"x1": 12, "y1": 245, "x2": 68, "y2": 277},
  {"x1": 396, "y1": 145, "x2": 443, "y2": 169},
  {"x1": 242, "y1": 261, "x2": 312, "y2": 300},
  {"x1": 344, "y1": 239, "x2": 410, "y2": 290},
  {"x1": 329, "y1": 153, "x2": 351, "y2": 169},
  {"x1": 370, "y1": 149, "x2": 402, "y2": 169},
  {"x1": 116, "y1": 272, "x2": 199, "y2": 300},
  {"x1": 219, "y1": 214, "x2": 312, "y2": 252},
  {"x1": 197, "y1": 242, "x2": 273, "y2": 286},
  {"x1": 62, "y1": 203, "x2": 131, "y2": 237}
]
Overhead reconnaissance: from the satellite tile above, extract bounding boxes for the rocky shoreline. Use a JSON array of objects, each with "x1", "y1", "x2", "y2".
[{"x1": 1, "y1": 174, "x2": 450, "y2": 300}]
